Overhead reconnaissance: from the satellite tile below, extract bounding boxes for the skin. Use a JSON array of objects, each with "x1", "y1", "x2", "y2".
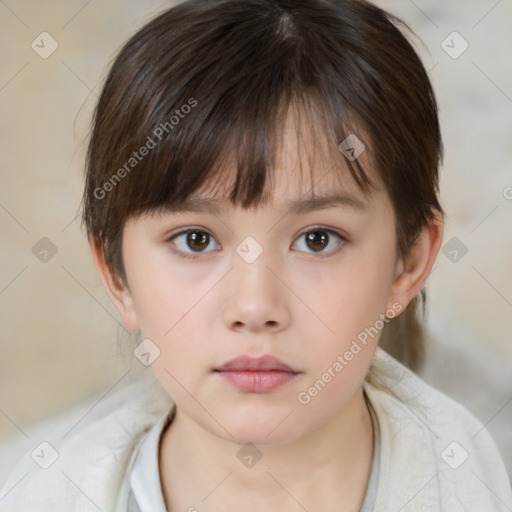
[{"x1": 91, "y1": 115, "x2": 443, "y2": 511}]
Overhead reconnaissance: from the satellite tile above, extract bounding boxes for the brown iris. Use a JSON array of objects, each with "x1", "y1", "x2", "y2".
[
  {"x1": 305, "y1": 230, "x2": 329, "y2": 252},
  {"x1": 187, "y1": 231, "x2": 210, "y2": 252}
]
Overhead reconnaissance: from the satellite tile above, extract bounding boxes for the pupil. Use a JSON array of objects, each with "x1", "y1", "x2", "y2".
[
  {"x1": 306, "y1": 231, "x2": 328, "y2": 252},
  {"x1": 188, "y1": 231, "x2": 209, "y2": 251}
]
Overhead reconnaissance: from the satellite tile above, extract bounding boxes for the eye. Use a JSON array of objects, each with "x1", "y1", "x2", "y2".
[
  {"x1": 169, "y1": 228, "x2": 220, "y2": 260},
  {"x1": 293, "y1": 227, "x2": 345, "y2": 256},
  {"x1": 168, "y1": 226, "x2": 346, "y2": 260}
]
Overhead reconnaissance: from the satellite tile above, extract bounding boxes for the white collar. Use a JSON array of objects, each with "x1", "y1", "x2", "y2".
[{"x1": 129, "y1": 405, "x2": 175, "y2": 512}]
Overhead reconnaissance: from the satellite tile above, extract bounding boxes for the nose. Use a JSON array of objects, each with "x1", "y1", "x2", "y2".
[{"x1": 222, "y1": 249, "x2": 291, "y2": 334}]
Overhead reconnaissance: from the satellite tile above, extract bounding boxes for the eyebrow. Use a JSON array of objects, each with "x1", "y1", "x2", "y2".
[{"x1": 164, "y1": 192, "x2": 367, "y2": 215}]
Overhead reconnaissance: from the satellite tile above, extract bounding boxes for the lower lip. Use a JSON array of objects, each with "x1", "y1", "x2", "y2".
[{"x1": 216, "y1": 370, "x2": 298, "y2": 393}]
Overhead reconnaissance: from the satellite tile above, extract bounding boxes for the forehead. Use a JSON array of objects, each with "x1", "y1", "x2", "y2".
[{"x1": 180, "y1": 109, "x2": 382, "y2": 214}]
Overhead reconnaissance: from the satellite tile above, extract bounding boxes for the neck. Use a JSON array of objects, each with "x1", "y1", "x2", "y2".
[{"x1": 159, "y1": 388, "x2": 374, "y2": 512}]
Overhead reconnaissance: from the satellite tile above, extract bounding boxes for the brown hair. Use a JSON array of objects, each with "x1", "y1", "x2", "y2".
[{"x1": 81, "y1": 0, "x2": 444, "y2": 372}]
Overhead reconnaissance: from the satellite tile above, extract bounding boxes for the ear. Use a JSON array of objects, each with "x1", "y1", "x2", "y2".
[
  {"x1": 387, "y1": 210, "x2": 444, "y2": 312},
  {"x1": 90, "y1": 238, "x2": 140, "y2": 331}
]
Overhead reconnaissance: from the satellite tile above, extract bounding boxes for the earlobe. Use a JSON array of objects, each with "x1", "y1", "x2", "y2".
[
  {"x1": 90, "y1": 238, "x2": 140, "y2": 331},
  {"x1": 388, "y1": 210, "x2": 444, "y2": 312}
]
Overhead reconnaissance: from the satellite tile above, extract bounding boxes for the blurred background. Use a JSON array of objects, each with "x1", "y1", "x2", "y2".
[{"x1": 1, "y1": 0, "x2": 511, "y2": 486}]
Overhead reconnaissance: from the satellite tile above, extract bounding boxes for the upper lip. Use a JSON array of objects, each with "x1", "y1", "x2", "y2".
[{"x1": 214, "y1": 355, "x2": 299, "y2": 373}]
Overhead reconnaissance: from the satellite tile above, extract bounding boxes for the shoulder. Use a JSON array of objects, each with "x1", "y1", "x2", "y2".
[
  {"x1": 366, "y1": 346, "x2": 483, "y2": 432},
  {"x1": 0, "y1": 370, "x2": 174, "y2": 512},
  {"x1": 364, "y1": 347, "x2": 512, "y2": 511}
]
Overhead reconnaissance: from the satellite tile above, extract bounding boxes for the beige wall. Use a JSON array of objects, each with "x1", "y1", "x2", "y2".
[
  {"x1": 1, "y1": 0, "x2": 511, "y2": 458},
  {"x1": 0, "y1": 0, "x2": 173, "y2": 437}
]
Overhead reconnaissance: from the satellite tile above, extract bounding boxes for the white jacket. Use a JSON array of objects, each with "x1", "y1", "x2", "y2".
[{"x1": 1, "y1": 347, "x2": 511, "y2": 512}]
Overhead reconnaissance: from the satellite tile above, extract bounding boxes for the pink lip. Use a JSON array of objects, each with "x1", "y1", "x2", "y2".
[
  {"x1": 215, "y1": 355, "x2": 298, "y2": 372},
  {"x1": 214, "y1": 355, "x2": 300, "y2": 393}
]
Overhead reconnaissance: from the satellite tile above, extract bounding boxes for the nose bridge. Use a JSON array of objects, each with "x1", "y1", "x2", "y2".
[
  {"x1": 233, "y1": 233, "x2": 279, "y2": 296},
  {"x1": 222, "y1": 232, "x2": 289, "y2": 332}
]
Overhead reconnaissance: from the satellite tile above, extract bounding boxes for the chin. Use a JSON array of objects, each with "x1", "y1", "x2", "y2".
[
  {"x1": 218, "y1": 408, "x2": 308, "y2": 447},
  {"x1": 228, "y1": 429, "x2": 299, "y2": 447}
]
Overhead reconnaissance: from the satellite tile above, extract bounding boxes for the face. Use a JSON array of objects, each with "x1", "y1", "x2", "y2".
[{"x1": 107, "y1": 119, "x2": 409, "y2": 447}]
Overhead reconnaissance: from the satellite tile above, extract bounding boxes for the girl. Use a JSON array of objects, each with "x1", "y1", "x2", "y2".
[{"x1": 1, "y1": 0, "x2": 510, "y2": 510}]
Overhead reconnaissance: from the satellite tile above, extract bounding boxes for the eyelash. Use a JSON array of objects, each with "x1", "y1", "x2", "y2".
[{"x1": 167, "y1": 226, "x2": 347, "y2": 261}]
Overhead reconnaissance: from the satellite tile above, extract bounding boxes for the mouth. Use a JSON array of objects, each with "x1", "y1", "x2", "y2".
[{"x1": 213, "y1": 355, "x2": 301, "y2": 393}]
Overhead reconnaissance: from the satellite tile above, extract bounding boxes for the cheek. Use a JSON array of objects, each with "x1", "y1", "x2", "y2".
[
  {"x1": 297, "y1": 252, "x2": 394, "y2": 338},
  {"x1": 126, "y1": 257, "x2": 218, "y2": 380},
  {"x1": 135, "y1": 282, "x2": 210, "y2": 403},
  {"x1": 125, "y1": 246, "x2": 209, "y2": 337},
  {"x1": 291, "y1": 262, "x2": 392, "y2": 417},
  {"x1": 291, "y1": 246, "x2": 396, "y2": 385}
]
